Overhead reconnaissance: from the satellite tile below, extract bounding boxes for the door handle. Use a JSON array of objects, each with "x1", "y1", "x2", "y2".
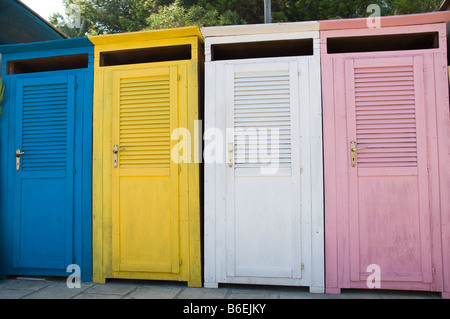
[
  {"x1": 15, "y1": 149, "x2": 25, "y2": 171},
  {"x1": 350, "y1": 141, "x2": 368, "y2": 168},
  {"x1": 113, "y1": 144, "x2": 125, "y2": 168},
  {"x1": 351, "y1": 146, "x2": 369, "y2": 152},
  {"x1": 227, "y1": 142, "x2": 233, "y2": 168}
]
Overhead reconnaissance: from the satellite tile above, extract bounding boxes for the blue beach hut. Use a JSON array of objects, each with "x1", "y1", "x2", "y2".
[{"x1": 0, "y1": 37, "x2": 94, "y2": 282}]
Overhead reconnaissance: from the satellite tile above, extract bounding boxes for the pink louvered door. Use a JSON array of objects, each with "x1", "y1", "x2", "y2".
[{"x1": 346, "y1": 56, "x2": 433, "y2": 285}]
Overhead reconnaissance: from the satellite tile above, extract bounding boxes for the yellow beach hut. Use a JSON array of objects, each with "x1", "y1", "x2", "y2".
[{"x1": 90, "y1": 27, "x2": 203, "y2": 287}]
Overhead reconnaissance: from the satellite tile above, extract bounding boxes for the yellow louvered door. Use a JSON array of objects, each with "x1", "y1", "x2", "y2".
[{"x1": 111, "y1": 66, "x2": 180, "y2": 275}]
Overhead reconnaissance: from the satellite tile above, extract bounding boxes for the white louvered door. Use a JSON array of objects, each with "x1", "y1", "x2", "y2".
[{"x1": 225, "y1": 61, "x2": 302, "y2": 280}]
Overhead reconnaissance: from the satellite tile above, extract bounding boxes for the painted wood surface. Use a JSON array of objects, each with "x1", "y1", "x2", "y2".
[
  {"x1": 319, "y1": 11, "x2": 450, "y2": 30},
  {"x1": 203, "y1": 28, "x2": 324, "y2": 291},
  {"x1": 0, "y1": 39, "x2": 94, "y2": 282},
  {"x1": 227, "y1": 61, "x2": 302, "y2": 281},
  {"x1": 201, "y1": 21, "x2": 319, "y2": 38},
  {"x1": 90, "y1": 29, "x2": 202, "y2": 287},
  {"x1": 321, "y1": 22, "x2": 450, "y2": 297}
]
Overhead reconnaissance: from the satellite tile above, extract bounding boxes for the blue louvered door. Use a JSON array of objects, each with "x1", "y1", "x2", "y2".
[{"x1": 12, "y1": 75, "x2": 75, "y2": 273}]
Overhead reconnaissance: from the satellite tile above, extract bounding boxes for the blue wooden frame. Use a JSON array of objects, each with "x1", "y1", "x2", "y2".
[{"x1": 0, "y1": 38, "x2": 94, "y2": 282}]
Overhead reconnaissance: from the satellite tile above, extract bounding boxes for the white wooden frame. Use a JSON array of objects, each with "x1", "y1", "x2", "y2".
[{"x1": 202, "y1": 22, "x2": 324, "y2": 293}]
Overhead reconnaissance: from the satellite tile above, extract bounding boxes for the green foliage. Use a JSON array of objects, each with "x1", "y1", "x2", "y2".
[
  {"x1": 49, "y1": 0, "x2": 160, "y2": 35},
  {"x1": 145, "y1": 0, "x2": 242, "y2": 30},
  {"x1": 180, "y1": 0, "x2": 262, "y2": 24},
  {"x1": 49, "y1": 11, "x2": 89, "y2": 38},
  {"x1": 74, "y1": 0, "x2": 158, "y2": 34},
  {"x1": 50, "y1": 0, "x2": 444, "y2": 36},
  {"x1": 181, "y1": 0, "x2": 442, "y2": 23},
  {"x1": 390, "y1": 0, "x2": 443, "y2": 15}
]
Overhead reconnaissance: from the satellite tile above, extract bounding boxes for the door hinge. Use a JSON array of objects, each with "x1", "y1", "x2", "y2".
[
  {"x1": 179, "y1": 259, "x2": 182, "y2": 266},
  {"x1": 432, "y1": 266, "x2": 436, "y2": 275},
  {"x1": 177, "y1": 74, "x2": 181, "y2": 81},
  {"x1": 72, "y1": 257, "x2": 76, "y2": 264},
  {"x1": 301, "y1": 263, "x2": 304, "y2": 270},
  {"x1": 73, "y1": 168, "x2": 77, "y2": 175},
  {"x1": 178, "y1": 166, "x2": 181, "y2": 174}
]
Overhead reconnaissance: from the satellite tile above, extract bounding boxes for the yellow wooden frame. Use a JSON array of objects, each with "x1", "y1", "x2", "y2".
[{"x1": 90, "y1": 27, "x2": 203, "y2": 287}]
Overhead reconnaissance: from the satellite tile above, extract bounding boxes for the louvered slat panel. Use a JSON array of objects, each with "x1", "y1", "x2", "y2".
[
  {"x1": 21, "y1": 84, "x2": 68, "y2": 171},
  {"x1": 119, "y1": 76, "x2": 171, "y2": 168},
  {"x1": 234, "y1": 71, "x2": 291, "y2": 169},
  {"x1": 355, "y1": 65, "x2": 418, "y2": 168}
]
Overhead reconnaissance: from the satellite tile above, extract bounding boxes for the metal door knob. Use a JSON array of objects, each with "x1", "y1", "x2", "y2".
[
  {"x1": 113, "y1": 145, "x2": 125, "y2": 154},
  {"x1": 15, "y1": 149, "x2": 25, "y2": 170}
]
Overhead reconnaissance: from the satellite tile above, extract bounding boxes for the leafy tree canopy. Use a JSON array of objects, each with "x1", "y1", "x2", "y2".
[
  {"x1": 145, "y1": 0, "x2": 243, "y2": 30},
  {"x1": 49, "y1": 0, "x2": 444, "y2": 37}
]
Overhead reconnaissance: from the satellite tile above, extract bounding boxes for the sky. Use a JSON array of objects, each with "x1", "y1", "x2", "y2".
[{"x1": 21, "y1": 0, "x2": 66, "y2": 20}]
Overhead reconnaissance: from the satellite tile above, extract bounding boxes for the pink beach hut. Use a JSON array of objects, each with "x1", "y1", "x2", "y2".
[{"x1": 320, "y1": 12, "x2": 450, "y2": 298}]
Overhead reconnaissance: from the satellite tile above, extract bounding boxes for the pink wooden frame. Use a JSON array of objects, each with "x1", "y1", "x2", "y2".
[
  {"x1": 320, "y1": 11, "x2": 450, "y2": 31},
  {"x1": 321, "y1": 17, "x2": 450, "y2": 298}
]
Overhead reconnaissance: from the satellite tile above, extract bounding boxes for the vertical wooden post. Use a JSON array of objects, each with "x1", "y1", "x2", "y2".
[{"x1": 264, "y1": 0, "x2": 271, "y2": 24}]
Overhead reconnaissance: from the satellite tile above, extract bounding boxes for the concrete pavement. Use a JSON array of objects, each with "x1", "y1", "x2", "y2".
[{"x1": 0, "y1": 276, "x2": 442, "y2": 299}]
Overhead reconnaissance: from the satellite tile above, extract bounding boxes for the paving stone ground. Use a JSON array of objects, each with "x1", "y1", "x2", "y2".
[{"x1": 0, "y1": 276, "x2": 442, "y2": 300}]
